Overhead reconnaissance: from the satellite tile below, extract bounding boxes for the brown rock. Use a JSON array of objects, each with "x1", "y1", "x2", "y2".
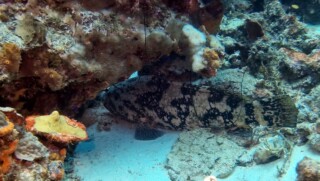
[{"x1": 297, "y1": 157, "x2": 320, "y2": 181}]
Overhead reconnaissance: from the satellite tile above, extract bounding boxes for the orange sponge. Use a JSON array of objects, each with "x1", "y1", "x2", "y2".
[
  {"x1": 0, "y1": 112, "x2": 14, "y2": 137},
  {"x1": 0, "y1": 140, "x2": 18, "y2": 174}
]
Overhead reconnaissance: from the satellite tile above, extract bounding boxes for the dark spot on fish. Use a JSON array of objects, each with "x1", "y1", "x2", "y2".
[
  {"x1": 104, "y1": 99, "x2": 116, "y2": 112},
  {"x1": 113, "y1": 92, "x2": 120, "y2": 101},
  {"x1": 201, "y1": 108, "x2": 221, "y2": 126},
  {"x1": 118, "y1": 105, "x2": 124, "y2": 111},
  {"x1": 244, "y1": 103, "x2": 257, "y2": 125},
  {"x1": 259, "y1": 98, "x2": 277, "y2": 126},
  {"x1": 226, "y1": 96, "x2": 241, "y2": 109},
  {"x1": 123, "y1": 100, "x2": 143, "y2": 116},
  {"x1": 136, "y1": 92, "x2": 161, "y2": 107},
  {"x1": 127, "y1": 78, "x2": 136, "y2": 83},
  {"x1": 154, "y1": 107, "x2": 167, "y2": 119},
  {"x1": 208, "y1": 89, "x2": 224, "y2": 102},
  {"x1": 221, "y1": 111, "x2": 235, "y2": 128},
  {"x1": 181, "y1": 83, "x2": 198, "y2": 95}
]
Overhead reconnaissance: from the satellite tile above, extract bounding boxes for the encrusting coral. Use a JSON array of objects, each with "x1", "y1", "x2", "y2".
[
  {"x1": 0, "y1": 107, "x2": 25, "y2": 126},
  {"x1": 19, "y1": 46, "x2": 66, "y2": 91},
  {"x1": 0, "y1": 139, "x2": 18, "y2": 174},
  {"x1": 49, "y1": 148, "x2": 67, "y2": 161},
  {"x1": 202, "y1": 48, "x2": 221, "y2": 77},
  {"x1": 25, "y1": 111, "x2": 88, "y2": 143},
  {"x1": 0, "y1": 43, "x2": 21, "y2": 75},
  {"x1": 0, "y1": 111, "x2": 14, "y2": 137}
]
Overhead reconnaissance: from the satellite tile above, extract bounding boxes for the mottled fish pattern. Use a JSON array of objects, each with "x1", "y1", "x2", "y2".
[{"x1": 104, "y1": 69, "x2": 297, "y2": 131}]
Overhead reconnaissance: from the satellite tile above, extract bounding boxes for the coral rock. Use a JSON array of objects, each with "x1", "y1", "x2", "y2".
[
  {"x1": 0, "y1": 43, "x2": 21, "y2": 78},
  {"x1": 25, "y1": 111, "x2": 88, "y2": 143},
  {"x1": 253, "y1": 135, "x2": 288, "y2": 164},
  {"x1": 48, "y1": 160, "x2": 65, "y2": 181},
  {"x1": 0, "y1": 139, "x2": 18, "y2": 174},
  {"x1": 297, "y1": 157, "x2": 320, "y2": 181},
  {"x1": 166, "y1": 129, "x2": 245, "y2": 180},
  {"x1": 281, "y1": 48, "x2": 320, "y2": 66},
  {"x1": 245, "y1": 19, "x2": 264, "y2": 41},
  {"x1": 14, "y1": 132, "x2": 49, "y2": 161},
  {"x1": 0, "y1": 111, "x2": 14, "y2": 137},
  {"x1": 0, "y1": 107, "x2": 25, "y2": 126},
  {"x1": 192, "y1": 0, "x2": 224, "y2": 34},
  {"x1": 309, "y1": 134, "x2": 320, "y2": 153},
  {"x1": 14, "y1": 162, "x2": 48, "y2": 181},
  {"x1": 0, "y1": 43, "x2": 21, "y2": 74}
]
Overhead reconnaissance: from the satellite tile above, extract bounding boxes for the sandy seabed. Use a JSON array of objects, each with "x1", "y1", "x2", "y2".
[{"x1": 74, "y1": 123, "x2": 320, "y2": 181}]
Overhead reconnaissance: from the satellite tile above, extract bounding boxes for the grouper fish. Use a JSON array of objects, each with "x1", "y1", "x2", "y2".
[{"x1": 103, "y1": 69, "x2": 298, "y2": 131}]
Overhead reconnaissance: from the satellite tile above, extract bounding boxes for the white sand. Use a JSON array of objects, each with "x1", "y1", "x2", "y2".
[
  {"x1": 74, "y1": 123, "x2": 320, "y2": 181},
  {"x1": 221, "y1": 145, "x2": 320, "y2": 181},
  {"x1": 74, "y1": 123, "x2": 179, "y2": 181},
  {"x1": 306, "y1": 24, "x2": 320, "y2": 35}
]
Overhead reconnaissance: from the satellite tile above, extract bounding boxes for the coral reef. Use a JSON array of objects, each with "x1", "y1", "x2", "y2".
[
  {"x1": 0, "y1": 0, "x2": 227, "y2": 117},
  {"x1": 0, "y1": 107, "x2": 87, "y2": 180},
  {"x1": 0, "y1": 1, "x2": 224, "y2": 178},
  {"x1": 0, "y1": 0, "x2": 183, "y2": 116},
  {"x1": 213, "y1": 0, "x2": 320, "y2": 133},
  {"x1": 0, "y1": 0, "x2": 319, "y2": 180},
  {"x1": 166, "y1": 22, "x2": 223, "y2": 77},
  {"x1": 87, "y1": 0, "x2": 320, "y2": 180}
]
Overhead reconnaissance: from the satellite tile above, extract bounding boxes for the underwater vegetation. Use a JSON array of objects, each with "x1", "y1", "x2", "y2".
[{"x1": 0, "y1": 0, "x2": 319, "y2": 180}]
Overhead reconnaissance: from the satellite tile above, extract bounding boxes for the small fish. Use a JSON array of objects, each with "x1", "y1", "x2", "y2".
[
  {"x1": 291, "y1": 4, "x2": 299, "y2": 10},
  {"x1": 104, "y1": 69, "x2": 297, "y2": 131}
]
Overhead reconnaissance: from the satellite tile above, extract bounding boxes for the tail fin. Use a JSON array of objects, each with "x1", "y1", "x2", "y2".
[
  {"x1": 275, "y1": 95, "x2": 298, "y2": 127},
  {"x1": 260, "y1": 95, "x2": 298, "y2": 127}
]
